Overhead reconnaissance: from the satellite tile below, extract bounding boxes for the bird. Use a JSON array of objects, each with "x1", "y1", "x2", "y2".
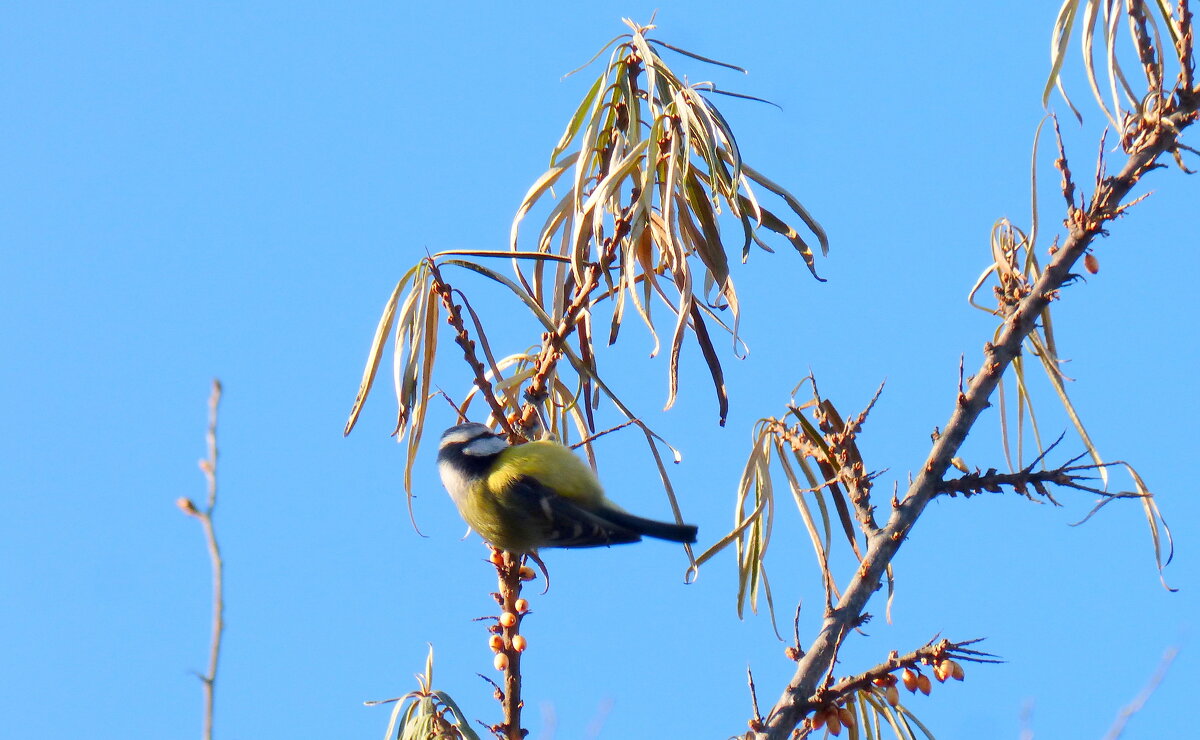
[{"x1": 437, "y1": 422, "x2": 698, "y2": 553}]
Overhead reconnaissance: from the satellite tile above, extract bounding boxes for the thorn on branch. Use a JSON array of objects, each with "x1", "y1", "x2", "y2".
[{"x1": 938, "y1": 436, "x2": 1146, "y2": 509}]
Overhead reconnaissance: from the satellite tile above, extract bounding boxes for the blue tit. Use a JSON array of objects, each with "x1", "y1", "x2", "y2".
[{"x1": 437, "y1": 422, "x2": 698, "y2": 553}]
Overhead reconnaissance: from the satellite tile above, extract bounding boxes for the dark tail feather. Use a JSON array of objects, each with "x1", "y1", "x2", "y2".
[{"x1": 602, "y1": 509, "x2": 698, "y2": 544}]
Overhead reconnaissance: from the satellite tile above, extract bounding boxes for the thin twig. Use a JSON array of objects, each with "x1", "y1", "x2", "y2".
[
  {"x1": 814, "y1": 638, "x2": 999, "y2": 708},
  {"x1": 1101, "y1": 646, "x2": 1179, "y2": 740},
  {"x1": 427, "y1": 260, "x2": 515, "y2": 439},
  {"x1": 177, "y1": 379, "x2": 224, "y2": 740}
]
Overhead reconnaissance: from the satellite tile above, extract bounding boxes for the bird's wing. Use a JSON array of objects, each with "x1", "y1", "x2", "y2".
[{"x1": 503, "y1": 475, "x2": 643, "y2": 548}]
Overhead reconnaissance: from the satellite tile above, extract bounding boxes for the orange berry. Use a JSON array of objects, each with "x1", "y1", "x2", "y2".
[
  {"x1": 499, "y1": 612, "x2": 517, "y2": 628},
  {"x1": 489, "y1": 551, "x2": 505, "y2": 566},
  {"x1": 493, "y1": 653, "x2": 509, "y2": 671},
  {"x1": 901, "y1": 668, "x2": 918, "y2": 692},
  {"x1": 488, "y1": 635, "x2": 503, "y2": 652},
  {"x1": 518, "y1": 566, "x2": 536, "y2": 580},
  {"x1": 811, "y1": 712, "x2": 826, "y2": 730},
  {"x1": 950, "y1": 660, "x2": 965, "y2": 681},
  {"x1": 784, "y1": 646, "x2": 800, "y2": 661},
  {"x1": 512, "y1": 635, "x2": 527, "y2": 653},
  {"x1": 514, "y1": 598, "x2": 529, "y2": 613},
  {"x1": 1084, "y1": 253, "x2": 1099, "y2": 274}
]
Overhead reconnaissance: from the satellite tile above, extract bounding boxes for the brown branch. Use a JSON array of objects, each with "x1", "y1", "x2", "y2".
[
  {"x1": 937, "y1": 442, "x2": 1145, "y2": 505},
  {"x1": 819, "y1": 638, "x2": 996, "y2": 706},
  {"x1": 515, "y1": 261, "x2": 603, "y2": 435},
  {"x1": 176, "y1": 379, "x2": 224, "y2": 740},
  {"x1": 1128, "y1": 1, "x2": 1164, "y2": 95},
  {"x1": 427, "y1": 260, "x2": 516, "y2": 438},
  {"x1": 1179, "y1": 1, "x2": 1196, "y2": 92},
  {"x1": 758, "y1": 74, "x2": 1199, "y2": 740},
  {"x1": 785, "y1": 638, "x2": 998, "y2": 737},
  {"x1": 512, "y1": 194, "x2": 640, "y2": 437},
  {"x1": 486, "y1": 549, "x2": 530, "y2": 740}
]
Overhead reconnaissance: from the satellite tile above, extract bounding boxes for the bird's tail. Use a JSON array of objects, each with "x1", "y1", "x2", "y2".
[{"x1": 602, "y1": 509, "x2": 698, "y2": 544}]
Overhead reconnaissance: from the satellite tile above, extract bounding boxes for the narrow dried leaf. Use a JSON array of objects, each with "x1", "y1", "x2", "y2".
[
  {"x1": 688, "y1": 303, "x2": 729, "y2": 425},
  {"x1": 1044, "y1": 1, "x2": 1082, "y2": 114},
  {"x1": 1027, "y1": 333, "x2": 1107, "y2": 484},
  {"x1": 646, "y1": 37, "x2": 748, "y2": 73},
  {"x1": 345, "y1": 268, "x2": 419, "y2": 436},
  {"x1": 511, "y1": 152, "x2": 579, "y2": 253},
  {"x1": 776, "y1": 438, "x2": 836, "y2": 600},
  {"x1": 551, "y1": 74, "x2": 605, "y2": 166},
  {"x1": 400, "y1": 283, "x2": 440, "y2": 494},
  {"x1": 737, "y1": 159, "x2": 829, "y2": 256},
  {"x1": 431, "y1": 691, "x2": 482, "y2": 740},
  {"x1": 693, "y1": 426, "x2": 771, "y2": 570},
  {"x1": 793, "y1": 407, "x2": 862, "y2": 557}
]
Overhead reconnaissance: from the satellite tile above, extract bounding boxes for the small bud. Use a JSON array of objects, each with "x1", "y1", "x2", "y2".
[
  {"x1": 872, "y1": 674, "x2": 896, "y2": 687},
  {"x1": 826, "y1": 710, "x2": 842, "y2": 736},
  {"x1": 499, "y1": 612, "x2": 517, "y2": 628},
  {"x1": 784, "y1": 646, "x2": 801, "y2": 661},
  {"x1": 488, "y1": 635, "x2": 504, "y2": 652},
  {"x1": 176, "y1": 497, "x2": 200, "y2": 517},
  {"x1": 917, "y1": 673, "x2": 932, "y2": 695},
  {"x1": 934, "y1": 660, "x2": 951, "y2": 683},
  {"x1": 950, "y1": 660, "x2": 965, "y2": 681},
  {"x1": 198, "y1": 459, "x2": 213, "y2": 474},
  {"x1": 839, "y1": 707, "x2": 855, "y2": 729},
  {"x1": 885, "y1": 684, "x2": 900, "y2": 707},
  {"x1": 950, "y1": 457, "x2": 969, "y2": 473},
  {"x1": 1084, "y1": 253, "x2": 1099, "y2": 274},
  {"x1": 901, "y1": 668, "x2": 918, "y2": 692},
  {"x1": 518, "y1": 566, "x2": 536, "y2": 581},
  {"x1": 512, "y1": 635, "x2": 527, "y2": 653},
  {"x1": 493, "y1": 653, "x2": 509, "y2": 671},
  {"x1": 514, "y1": 598, "x2": 529, "y2": 613}
]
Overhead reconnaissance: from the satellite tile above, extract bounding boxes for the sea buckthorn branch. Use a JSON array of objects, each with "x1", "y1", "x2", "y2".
[{"x1": 758, "y1": 41, "x2": 1199, "y2": 738}]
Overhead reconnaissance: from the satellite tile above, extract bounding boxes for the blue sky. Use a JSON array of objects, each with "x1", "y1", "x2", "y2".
[{"x1": 2, "y1": 2, "x2": 1196, "y2": 738}]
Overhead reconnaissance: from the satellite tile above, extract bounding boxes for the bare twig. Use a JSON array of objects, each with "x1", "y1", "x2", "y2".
[
  {"x1": 428, "y1": 261, "x2": 516, "y2": 439},
  {"x1": 748, "y1": 665, "x2": 764, "y2": 734},
  {"x1": 816, "y1": 638, "x2": 998, "y2": 706},
  {"x1": 1101, "y1": 646, "x2": 1179, "y2": 740},
  {"x1": 938, "y1": 442, "x2": 1146, "y2": 505},
  {"x1": 176, "y1": 379, "x2": 224, "y2": 740}
]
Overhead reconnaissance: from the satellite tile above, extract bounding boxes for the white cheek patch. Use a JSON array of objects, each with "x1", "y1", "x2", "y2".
[
  {"x1": 463, "y1": 436, "x2": 508, "y2": 456},
  {"x1": 438, "y1": 461, "x2": 473, "y2": 507}
]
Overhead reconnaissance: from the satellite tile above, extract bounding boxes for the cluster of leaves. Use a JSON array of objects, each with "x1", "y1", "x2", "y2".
[
  {"x1": 370, "y1": 648, "x2": 480, "y2": 740},
  {"x1": 693, "y1": 378, "x2": 889, "y2": 629},
  {"x1": 1048, "y1": 0, "x2": 1196, "y2": 136},
  {"x1": 344, "y1": 18, "x2": 826, "y2": 511}
]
